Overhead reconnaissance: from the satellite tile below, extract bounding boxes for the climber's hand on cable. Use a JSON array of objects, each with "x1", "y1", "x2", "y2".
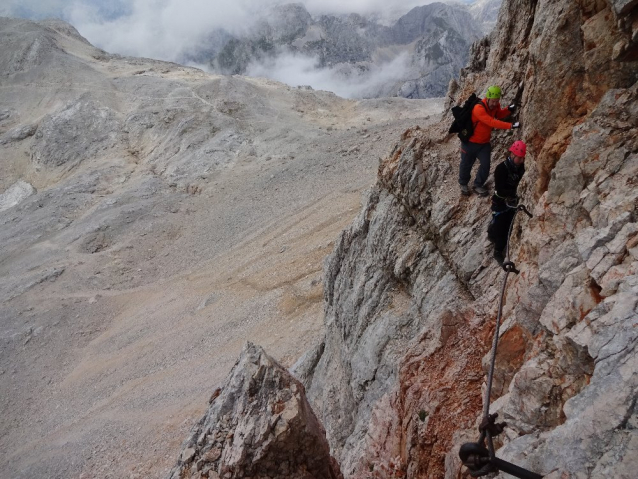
[
  {"x1": 506, "y1": 196, "x2": 519, "y2": 208},
  {"x1": 511, "y1": 121, "x2": 521, "y2": 129}
]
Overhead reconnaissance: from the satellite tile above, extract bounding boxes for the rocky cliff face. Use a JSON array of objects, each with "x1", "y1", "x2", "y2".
[{"x1": 295, "y1": 0, "x2": 638, "y2": 477}]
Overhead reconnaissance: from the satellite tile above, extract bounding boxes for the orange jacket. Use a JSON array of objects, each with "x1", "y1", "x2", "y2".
[{"x1": 468, "y1": 99, "x2": 512, "y2": 144}]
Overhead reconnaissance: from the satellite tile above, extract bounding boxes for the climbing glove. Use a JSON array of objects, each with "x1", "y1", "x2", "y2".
[
  {"x1": 512, "y1": 122, "x2": 521, "y2": 129},
  {"x1": 508, "y1": 104, "x2": 517, "y2": 112}
]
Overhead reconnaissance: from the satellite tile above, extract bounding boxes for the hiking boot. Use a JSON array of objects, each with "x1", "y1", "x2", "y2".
[
  {"x1": 460, "y1": 185, "x2": 471, "y2": 196},
  {"x1": 474, "y1": 185, "x2": 489, "y2": 197},
  {"x1": 493, "y1": 249, "x2": 505, "y2": 265}
]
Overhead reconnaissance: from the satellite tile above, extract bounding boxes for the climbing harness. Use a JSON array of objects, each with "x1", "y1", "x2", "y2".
[{"x1": 459, "y1": 204, "x2": 542, "y2": 479}]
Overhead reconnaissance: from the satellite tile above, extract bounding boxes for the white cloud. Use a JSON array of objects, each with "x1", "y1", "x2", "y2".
[
  {"x1": 4, "y1": 1, "x2": 445, "y2": 61},
  {"x1": 67, "y1": 0, "x2": 270, "y2": 61},
  {"x1": 64, "y1": 1, "x2": 441, "y2": 62},
  {"x1": 303, "y1": 0, "x2": 433, "y2": 17},
  {"x1": 1, "y1": 0, "x2": 68, "y2": 18},
  {"x1": 245, "y1": 50, "x2": 411, "y2": 99}
]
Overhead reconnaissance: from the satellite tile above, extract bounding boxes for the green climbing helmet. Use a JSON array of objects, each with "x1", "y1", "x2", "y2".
[{"x1": 486, "y1": 85, "x2": 502, "y2": 99}]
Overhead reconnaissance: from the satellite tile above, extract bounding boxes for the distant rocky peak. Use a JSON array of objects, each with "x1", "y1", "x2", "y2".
[
  {"x1": 268, "y1": 2, "x2": 312, "y2": 21},
  {"x1": 469, "y1": 0, "x2": 503, "y2": 34},
  {"x1": 197, "y1": 0, "x2": 493, "y2": 98},
  {"x1": 40, "y1": 18, "x2": 93, "y2": 45},
  {"x1": 264, "y1": 3, "x2": 313, "y2": 40},
  {"x1": 392, "y1": 2, "x2": 483, "y2": 45}
]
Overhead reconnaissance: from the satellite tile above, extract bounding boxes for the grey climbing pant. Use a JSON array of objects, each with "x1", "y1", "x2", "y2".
[{"x1": 459, "y1": 141, "x2": 491, "y2": 187}]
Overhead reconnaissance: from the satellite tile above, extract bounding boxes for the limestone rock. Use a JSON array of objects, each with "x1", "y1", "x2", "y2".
[
  {"x1": 0, "y1": 19, "x2": 62, "y2": 74},
  {"x1": 470, "y1": 0, "x2": 503, "y2": 35},
  {"x1": 0, "y1": 180, "x2": 37, "y2": 212},
  {"x1": 169, "y1": 343, "x2": 342, "y2": 479},
  {"x1": 0, "y1": 124, "x2": 37, "y2": 143},
  {"x1": 391, "y1": 4, "x2": 481, "y2": 45},
  {"x1": 300, "y1": 127, "x2": 503, "y2": 476},
  {"x1": 31, "y1": 98, "x2": 123, "y2": 170},
  {"x1": 300, "y1": 1, "x2": 638, "y2": 477}
]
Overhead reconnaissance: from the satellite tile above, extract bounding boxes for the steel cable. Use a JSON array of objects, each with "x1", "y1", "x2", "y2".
[{"x1": 482, "y1": 204, "x2": 520, "y2": 420}]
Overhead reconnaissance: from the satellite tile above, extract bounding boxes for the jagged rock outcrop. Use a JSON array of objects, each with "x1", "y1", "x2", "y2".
[
  {"x1": 296, "y1": 126, "x2": 508, "y2": 477},
  {"x1": 390, "y1": 3, "x2": 482, "y2": 45},
  {"x1": 169, "y1": 343, "x2": 342, "y2": 479},
  {"x1": 296, "y1": 0, "x2": 638, "y2": 477},
  {"x1": 488, "y1": 79, "x2": 638, "y2": 479},
  {"x1": 458, "y1": 0, "x2": 637, "y2": 195},
  {"x1": 396, "y1": 27, "x2": 476, "y2": 99},
  {"x1": 390, "y1": 3, "x2": 486, "y2": 99},
  {"x1": 0, "y1": 123, "x2": 37, "y2": 144}
]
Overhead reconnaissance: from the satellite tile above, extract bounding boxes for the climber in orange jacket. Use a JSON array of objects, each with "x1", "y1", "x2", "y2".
[{"x1": 459, "y1": 85, "x2": 520, "y2": 197}]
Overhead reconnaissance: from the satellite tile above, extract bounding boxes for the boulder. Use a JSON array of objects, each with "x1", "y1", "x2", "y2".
[
  {"x1": 0, "y1": 180, "x2": 37, "y2": 212},
  {"x1": 169, "y1": 343, "x2": 342, "y2": 479}
]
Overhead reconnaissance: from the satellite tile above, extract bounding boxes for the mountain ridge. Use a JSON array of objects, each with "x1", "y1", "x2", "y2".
[{"x1": 188, "y1": 1, "x2": 493, "y2": 98}]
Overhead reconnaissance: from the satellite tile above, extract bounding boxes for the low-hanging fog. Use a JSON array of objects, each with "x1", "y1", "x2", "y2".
[{"x1": 245, "y1": 51, "x2": 412, "y2": 99}]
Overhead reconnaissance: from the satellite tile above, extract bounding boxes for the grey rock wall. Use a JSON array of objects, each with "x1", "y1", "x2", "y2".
[{"x1": 299, "y1": 127, "x2": 504, "y2": 476}]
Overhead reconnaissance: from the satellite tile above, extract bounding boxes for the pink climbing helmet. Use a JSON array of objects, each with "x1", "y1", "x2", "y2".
[{"x1": 509, "y1": 140, "x2": 527, "y2": 157}]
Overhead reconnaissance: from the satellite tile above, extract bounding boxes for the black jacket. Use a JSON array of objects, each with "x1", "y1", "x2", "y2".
[{"x1": 492, "y1": 157, "x2": 525, "y2": 212}]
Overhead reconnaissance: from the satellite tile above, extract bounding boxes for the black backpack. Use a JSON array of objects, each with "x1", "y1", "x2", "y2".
[{"x1": 449, "y1": 93, "x2": 484, "y2": 142}]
